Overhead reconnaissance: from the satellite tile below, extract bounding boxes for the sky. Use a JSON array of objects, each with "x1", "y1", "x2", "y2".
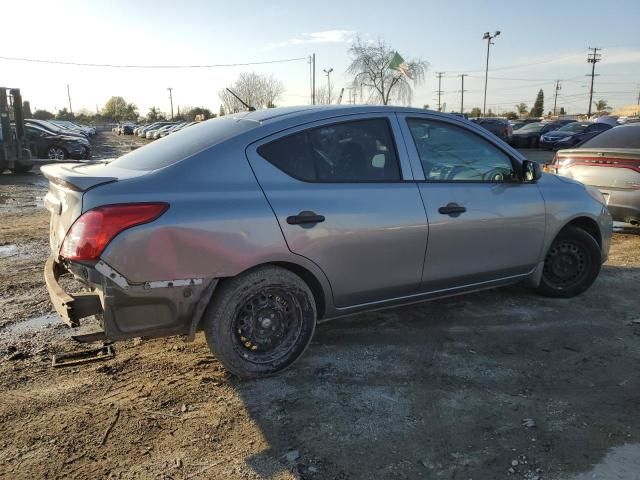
[{"x1": 2, "y1": 0, "x2": 639, "y2": 117}]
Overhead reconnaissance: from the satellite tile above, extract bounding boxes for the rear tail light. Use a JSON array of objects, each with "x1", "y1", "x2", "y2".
[{"x1": 60, "y1": 203, "x2": 168, "y2": 262}]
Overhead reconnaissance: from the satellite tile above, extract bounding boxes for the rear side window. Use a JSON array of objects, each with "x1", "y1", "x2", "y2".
[
  {"x1": 580, "y1": 125, "x2": 640, "y2": 148},
  {"x1": 257, "y1": 118, "x2": 401, "y2": 182}
]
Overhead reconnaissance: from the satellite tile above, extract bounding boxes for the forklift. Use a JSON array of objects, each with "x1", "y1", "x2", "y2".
[{"x1": 0, "y1": 87, "x2": 32, "y2": 173}]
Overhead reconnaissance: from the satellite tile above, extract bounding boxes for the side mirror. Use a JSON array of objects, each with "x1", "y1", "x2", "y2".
[{"x1": 522, "y1": 160, "x2": 542, "y2": 183}]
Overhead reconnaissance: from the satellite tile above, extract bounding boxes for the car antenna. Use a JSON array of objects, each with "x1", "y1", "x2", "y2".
[{"x1": 225, "y1": 88, "x2": 255, "y2": 111}]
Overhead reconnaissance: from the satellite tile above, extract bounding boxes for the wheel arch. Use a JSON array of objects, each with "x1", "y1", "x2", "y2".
[{"x1": 563, "y1": 216, "x2": 602, "y2": 247}]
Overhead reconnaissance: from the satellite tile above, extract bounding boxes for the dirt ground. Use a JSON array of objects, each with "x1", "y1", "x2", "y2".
[{"x1": 1, "y1": 133, "x2": 639, "y2": 480}]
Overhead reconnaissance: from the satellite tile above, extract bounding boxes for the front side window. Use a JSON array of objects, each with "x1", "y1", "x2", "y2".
[
  {"x1": 407, "y1": 118, "x2": 517, "y2": 182},
  {"x1": 257, "y1": 118, "x2": 401, "y2": 182}
]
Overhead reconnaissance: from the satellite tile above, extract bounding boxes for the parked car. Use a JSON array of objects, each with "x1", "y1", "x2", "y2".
[
  {"x1": 540, "y1": 122, "x2": 612, "y2": 150},
  {"x1": 510, "y1": 118, "x2": 540, "y2": 131},
  {"x1": 150, "y1": 124, "x2": 177, "y2": 139},
  {"x1": 117, "y1": 123, "x2": 136, "y2": 135},
  {"x1": 51, "y1": 120, "x2": 94, "y2": 137},
  {"x1": 26, "y1": 119, "x2": 88, "y2": 141},
  {"x1": 139, "y1": 121, "x2": 173, "y2": 137},
  {"x1": 509, "y1": 121, "x2": 567, "y2": 148},
  {"x1": 472, "y1": 117, "x2": 512, "y2": 142},
  {"x1": 549, "y1": 123, "x2": 640, "y2": 225},
  {"x1": 23, "y1": 124, "x2": 91, "y2": 160},
  {"x1": 42, "y1": 105, "x2": 612, "y2": 378}
]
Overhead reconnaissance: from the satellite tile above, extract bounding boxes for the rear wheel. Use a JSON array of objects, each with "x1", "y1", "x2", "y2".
[
  {"x1": 203, "y1": 266, "x2": 316, "y2": 378},
  {"x1": 536, "y1": 226, "x2": 602, "y2": 298}
]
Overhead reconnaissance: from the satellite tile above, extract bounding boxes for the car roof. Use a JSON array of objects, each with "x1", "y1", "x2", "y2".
[{"x1": 226, "y1": 104, "x2": 473, "y2": 125}]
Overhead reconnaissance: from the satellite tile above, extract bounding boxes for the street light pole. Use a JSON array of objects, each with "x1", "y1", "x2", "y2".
[
  {"x1": 167, "y1": 87, "x2": 174, "y2": 119},
  {"x1": 323, "y1": 68, "x2": 333, "y2": 104},
  {"x1": 482, "y1": 30, "x2": 500, "y2": 117}
]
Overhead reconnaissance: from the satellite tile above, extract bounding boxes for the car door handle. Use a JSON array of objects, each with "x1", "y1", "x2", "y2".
[
  {"x1": 287, "y1": 211, "x2": 325, "y2": 225},
  {"x1": 438, "y1": 203, "x2": 466, "y2": 215}
]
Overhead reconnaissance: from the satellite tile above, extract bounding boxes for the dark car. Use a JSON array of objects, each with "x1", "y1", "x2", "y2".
[
  {"x1": 472, "y1": 118, "x2": 512, "y2": 142},
  {"x1": 510, "y1": 118, "x2": 540, "y2": 131},
  {"x1": 510, "y1": 121, "x2": 568, "y2": 148},
  {"x1": 24, "y1": 124, "x2": 91, "y2": 160},
  {"x1": 118, "y1": 124, "x2": 136, "y2": 135},
  {"x1": 25, "y1": 119, "x2": 88, "y2": 141},
  {"x1": 540, "y1": 122, "x2": 612, "y2": 150}
]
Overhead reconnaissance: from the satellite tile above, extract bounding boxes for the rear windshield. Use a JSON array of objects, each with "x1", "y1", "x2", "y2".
[
  {"x1": 108, "y1": 117, "x2": 258, "y2": 171},
  {"x1": 580, "y1": 125, "x2": 640, "y2": 149},
  {"x1": 518, "y1": 123, "x2": 543, "y2": 132},
  {"x1": 558, "y1": 122, "x2": 589, "y2": 133}
]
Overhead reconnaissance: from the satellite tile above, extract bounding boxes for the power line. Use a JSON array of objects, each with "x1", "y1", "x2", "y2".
[{"x1": 0, "y1": 55, "x2": 308, "y2": 69}]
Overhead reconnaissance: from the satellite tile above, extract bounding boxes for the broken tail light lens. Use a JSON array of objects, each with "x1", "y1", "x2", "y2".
[{"x1": 60, "y1": 203, "x2": 169, "y2": 262}]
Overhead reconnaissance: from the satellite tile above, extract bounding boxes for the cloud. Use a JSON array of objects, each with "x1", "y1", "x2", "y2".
[{"x1": 273, "y1": 30, "x2": 355, "y2": 47}]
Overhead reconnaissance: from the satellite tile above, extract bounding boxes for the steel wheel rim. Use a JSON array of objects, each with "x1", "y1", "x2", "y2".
[
  {"x1": 47, "y1": 147, "x2": 65, "y2": 160},
  {"x1": 231, "y1": 287, "x2": 304, "y2": 365},
  {"x1": 543, "y1": 240, "x2": 590, "y2": 289}
]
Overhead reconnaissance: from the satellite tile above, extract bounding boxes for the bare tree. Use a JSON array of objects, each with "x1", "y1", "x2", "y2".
[
  {"x1": 347, "y1": 36, "x2": 428, "y2": 105},
  {"x1": 218, "y1": 72, "x2": 286, "y2": 113},
  {"x1": 314, "y1": 86, "x2": 331, "y2": 105}
]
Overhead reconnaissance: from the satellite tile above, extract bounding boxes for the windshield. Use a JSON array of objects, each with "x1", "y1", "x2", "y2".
[
  {"x1": 580, "y1": 125, "x2": 640, "y2": 148},
  {"x1": 557, "y1": 122, "x2": 590, "y2": 133}
]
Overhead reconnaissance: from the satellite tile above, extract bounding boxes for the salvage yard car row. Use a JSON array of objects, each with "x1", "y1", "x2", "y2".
[{"x1": 114, "y1": 121, "x2": 198, "y2": 139}]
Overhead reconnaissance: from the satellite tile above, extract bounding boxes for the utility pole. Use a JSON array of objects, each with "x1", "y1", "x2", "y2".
[
  {"x1": 586, "y1": 47, "x2": 601, "y2": 117},
  {"x1": 435, "y1": 72, "x2": 445, "y2": 111},
  {"x1": 636, "y1": 84, "x2": 639, "y2": 105},
  {"x1": 66, "y1": 84, "x2": 73, "y2": 115},
  {"x1": 459, "y1": 74, "x2": 467, "y2": 113},
  {"x1": 167, "y1": 87, "x2": 174, "y2": 119},
  {"x1": 323, "y1": 68, "x2": 333, "y2": 104},
  {"x1": 312, "y1": 54, "x2": 316, "y2": 105},
  {"x1": 482, "y1": 30, "x2": 501, "y2": 117},
  {"x1": 553, "y1": 80, "x2": 562, "y2": 116}
]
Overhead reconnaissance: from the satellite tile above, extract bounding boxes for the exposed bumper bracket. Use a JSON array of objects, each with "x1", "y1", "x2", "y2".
[{"x1": 44, "y1": 256, "x2": 103, "y2": 327}]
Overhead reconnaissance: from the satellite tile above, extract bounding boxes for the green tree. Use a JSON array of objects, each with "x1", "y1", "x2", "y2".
[
  {"x1": 22, "y1": 101, "x2": 32, "y2": 118},
  {"x1": 560, "y1": 107, "x2": 566, "y2": 115},
  {"x1": 530, "y1": 90, "x2": 544, "y2": 117},
  {"x1": 469, "y1": 107, "x2": 482, "y2": 118},
  {"x1": 594, "y1": 99, "x2": 610, "y2": 112},
  {"x1": 504, "y1": 111, "x2": 519, "y2": 120},
  {"x1": 515, "y1": 102, "x2": 528, "y2": 118},
  {"x1": 56, "y1": 108, "x2": 75, "y2": 120},
  {"x1": 32, "y1": 109, "x2": 54, "y2": 120},
  {"x1": 183, "y1": 106, "x2": 213, "y2": 121},
  {"x1": 146, "y1": 107, "x2": 164, "y2": 122},
  {"x1": 102, "y1": 96, "x2": 138, "y2": 121}
]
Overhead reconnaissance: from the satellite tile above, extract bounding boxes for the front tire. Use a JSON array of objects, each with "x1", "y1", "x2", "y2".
[
  {"x1": 536, "y1": 226, "x2": 602, "y2": 298},
  {"x1": 203, "y1": 266, "x2": 317, "y2": 378},
  {"x1": 47, "y1": 146, "x2": 67, "y2": 160}
]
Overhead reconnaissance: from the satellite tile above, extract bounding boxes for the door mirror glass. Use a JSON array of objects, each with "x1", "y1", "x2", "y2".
[{"x1": 522, "y1": 160, "x2": 542, "y2": 182}]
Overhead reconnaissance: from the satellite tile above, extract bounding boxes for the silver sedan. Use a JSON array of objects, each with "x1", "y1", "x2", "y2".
[{"x1": 42, "y1": 106, "x2": 612, "y2": 378}]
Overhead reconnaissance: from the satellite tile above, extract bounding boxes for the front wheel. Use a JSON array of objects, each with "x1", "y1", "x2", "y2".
[
  {"x1": 536, "y1": 226, "x2": 602, "y2": 298},
  {"x1": 203, "y1": 266, "x2": 317, "y2": 378},
  {"x1": 47, "y1": 146, "x2": 67, "y2": 160}
]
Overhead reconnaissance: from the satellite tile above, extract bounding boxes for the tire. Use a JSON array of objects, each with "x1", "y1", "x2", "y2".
[
  {"x1": 47, "y1": 146, "x2": 67, "y2": 161},
  {"x1": 9, "y1": 163, "x2": 33, "y2": 173},
  {"x1": 536, "y1": 226, "x2": 602, "y2": 298},
  {"x1": 203, "y1": 266, "x2": 317, "y2": 378}
]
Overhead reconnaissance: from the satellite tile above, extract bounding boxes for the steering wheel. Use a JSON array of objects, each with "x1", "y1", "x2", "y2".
[{"x1": 482, "y1": 167, "x2": 507, "y2": 182}]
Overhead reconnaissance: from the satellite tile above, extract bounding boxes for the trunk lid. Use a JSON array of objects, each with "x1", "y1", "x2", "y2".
[
  {"x1": 554, "y1": 148, "x2": 640, "y2": 189},
  {"x1": 41, "y1": 162, "x2": 148, "y2": 257}
]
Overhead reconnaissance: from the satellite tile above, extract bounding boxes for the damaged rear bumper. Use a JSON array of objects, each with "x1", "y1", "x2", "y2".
[
  {"x1": 44, "y1": 255, "x2": 102, "y2": 327},
  {"x1": 44, "y1": 255, "x2": 216, "y2": 341}
]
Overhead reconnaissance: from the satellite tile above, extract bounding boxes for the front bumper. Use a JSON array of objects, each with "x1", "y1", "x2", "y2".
[{"x1": 44, "y1": 256, "x2": 102, "y2": 327}]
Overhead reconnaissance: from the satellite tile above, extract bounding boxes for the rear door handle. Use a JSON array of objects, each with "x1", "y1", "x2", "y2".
[
  {"x1": 287, "y1": 211, "x2": 325, "y2": 225},
  {"x1": 438, "y1": 203, "x2": 466, "y2": 216}
]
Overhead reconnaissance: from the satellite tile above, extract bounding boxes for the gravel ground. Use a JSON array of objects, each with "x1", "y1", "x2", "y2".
[{"x1": 1, "y1": 133, "x2": 639, "y2": 480}]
